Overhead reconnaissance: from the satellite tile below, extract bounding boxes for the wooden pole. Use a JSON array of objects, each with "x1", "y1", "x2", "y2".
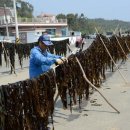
[
  {"x1": 75, "y1": 57, "x2": 120, "y2": 113},
  {"x1": 4, "y1": 4, "x2": 9, "y2": 40},
  {"x1": 125, "y1": 41, "x2": 130, "y2": 53},
  {"x1": 114, "y1": 35, "x2": 129, "y2": 59},
  {"x1": 13, "y1": 0, "x2": 20, "y2": 43},
  {"x1": 61, "y1": 44, "x2": 120, "y2": 113},
  {"x1": 95, "y1": 28, "x2": 127, "y2": 84},
  {"x1": 112, "y1": 27, "x2": 128, "y2": 59}
]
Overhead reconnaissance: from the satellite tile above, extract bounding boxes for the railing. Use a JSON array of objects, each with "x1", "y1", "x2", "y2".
[{"x1": 0, "y1": 17, "x2": 67, "y2": 25}]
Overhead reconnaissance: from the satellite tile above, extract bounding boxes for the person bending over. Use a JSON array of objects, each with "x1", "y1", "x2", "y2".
[{"x1": 29, "y1": 34, "x2": 65, "y2": 79}]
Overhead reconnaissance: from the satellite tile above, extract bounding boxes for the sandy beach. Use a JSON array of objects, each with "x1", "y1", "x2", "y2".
[{"x1": 0, "y1": 40, "x2": 130, "y2": 130}]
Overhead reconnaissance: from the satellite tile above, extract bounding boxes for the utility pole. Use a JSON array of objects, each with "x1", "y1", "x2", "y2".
[
  {"x1": 4, "y1": 4, "x2": 9, "y2": 40},
  {"x1": 13, "y1": 0, "x2": 20, "y2": 43}
]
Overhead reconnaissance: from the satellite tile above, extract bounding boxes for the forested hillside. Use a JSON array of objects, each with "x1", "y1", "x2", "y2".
[
  {"x1": 90, "y1": 18, "x2": 130, "y2": 33},
  {"x1": 57, "y1": 13, "x2": 130, "y2": 34}
]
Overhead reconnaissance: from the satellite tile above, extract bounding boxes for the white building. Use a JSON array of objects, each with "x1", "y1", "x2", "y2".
[{"x1": 0, "y1": 9, "x2": 68, "y2": 43}]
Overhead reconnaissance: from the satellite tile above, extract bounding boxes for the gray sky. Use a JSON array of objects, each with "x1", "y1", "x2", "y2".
[{"x1": 26, "y1": 0, "x2": 130, "y2": 22}]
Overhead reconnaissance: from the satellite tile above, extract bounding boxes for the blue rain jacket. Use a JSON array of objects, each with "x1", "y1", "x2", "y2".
[{"x1": 29, "y1": 46, "x2": 61, "y2": 79}]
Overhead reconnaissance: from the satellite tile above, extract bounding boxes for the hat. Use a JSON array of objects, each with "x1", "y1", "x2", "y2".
[{"x1": 38, "y1": 35, "x2": 53, "y2": 46}]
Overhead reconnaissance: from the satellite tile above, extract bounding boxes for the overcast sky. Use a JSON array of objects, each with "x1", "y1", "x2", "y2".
[{"x1": 26, "y1": 0, "x2": 130, "y2": 22}]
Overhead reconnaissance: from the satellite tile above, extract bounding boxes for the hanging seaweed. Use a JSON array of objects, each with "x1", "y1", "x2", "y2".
[
  {"x1": 0, "y1": 68, "x2": 56, "y2": 130},
  {"x1": 15, "y1": 42, "x2": 37, "y2": 68},
  {"x1": 55, "y1": 34, "x2": 130, "y2": 111},
  {"x1": 0, "y1": 39, "x2": 69, "y2": 72},
  {"x1": 52, "y1": 38, "x2": 69, "y2": 56},
  {"x1": 3, "y1": 43, "x2": 15, "y2": 73},
  {"x1": 0, "y1": 43, "x2": 2, "y2": 66},
  {"x1": 48, "y1": 44, "x2": 54, "y2": 54},
  {"x1": 2, "y1": 42, "x2": 9, "y2": 68}
]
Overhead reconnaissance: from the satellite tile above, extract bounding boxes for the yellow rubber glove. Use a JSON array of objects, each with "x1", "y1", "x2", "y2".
[
  {"x1": 55, "y1": 59, "x2": 64, "y2": 65},
  {"x1": 61, "y1": 57, "x2": 67, "y2": 62}
]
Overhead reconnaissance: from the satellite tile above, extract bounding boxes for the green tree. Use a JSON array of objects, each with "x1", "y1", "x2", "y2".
[
  {"x1": 57, "y1": 13, "x2": 130, "y2": 34},
  {"x1": 56, "y1": 13, "x2": 66, "y2": 19},
  {"x1": 0, "y1": 0, "x2": 33, "y2": 18},
  {"x1": 66, "y1": 13, "x2": 79, "y2": 31},
  {"x1": 0, "y1": 0, "x2": 13, "y2": 7},
  {"x1": 17, "y1": 1, "x2": 33, "y2": 18}
]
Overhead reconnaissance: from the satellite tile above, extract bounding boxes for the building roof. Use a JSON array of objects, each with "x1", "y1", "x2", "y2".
[
  {"x1": 0, "y1": 7, "x2": 12, "y2": 16},
  {"x1": 37, "y1": 13, "x2": 56, "y2": 18}
]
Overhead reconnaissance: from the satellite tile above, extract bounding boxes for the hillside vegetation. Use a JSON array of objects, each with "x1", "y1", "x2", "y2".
[
  {"x1": 0, "y1": 0, "x2": 33, "y2": 18},
  {"x1": 57, "y1": 13, "x2": 130, "y2": 34}
]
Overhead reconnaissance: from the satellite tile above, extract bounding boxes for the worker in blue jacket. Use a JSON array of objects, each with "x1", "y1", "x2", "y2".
[{"x1": 29, "y1": 34, "x2": 65, "y2": 79}]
